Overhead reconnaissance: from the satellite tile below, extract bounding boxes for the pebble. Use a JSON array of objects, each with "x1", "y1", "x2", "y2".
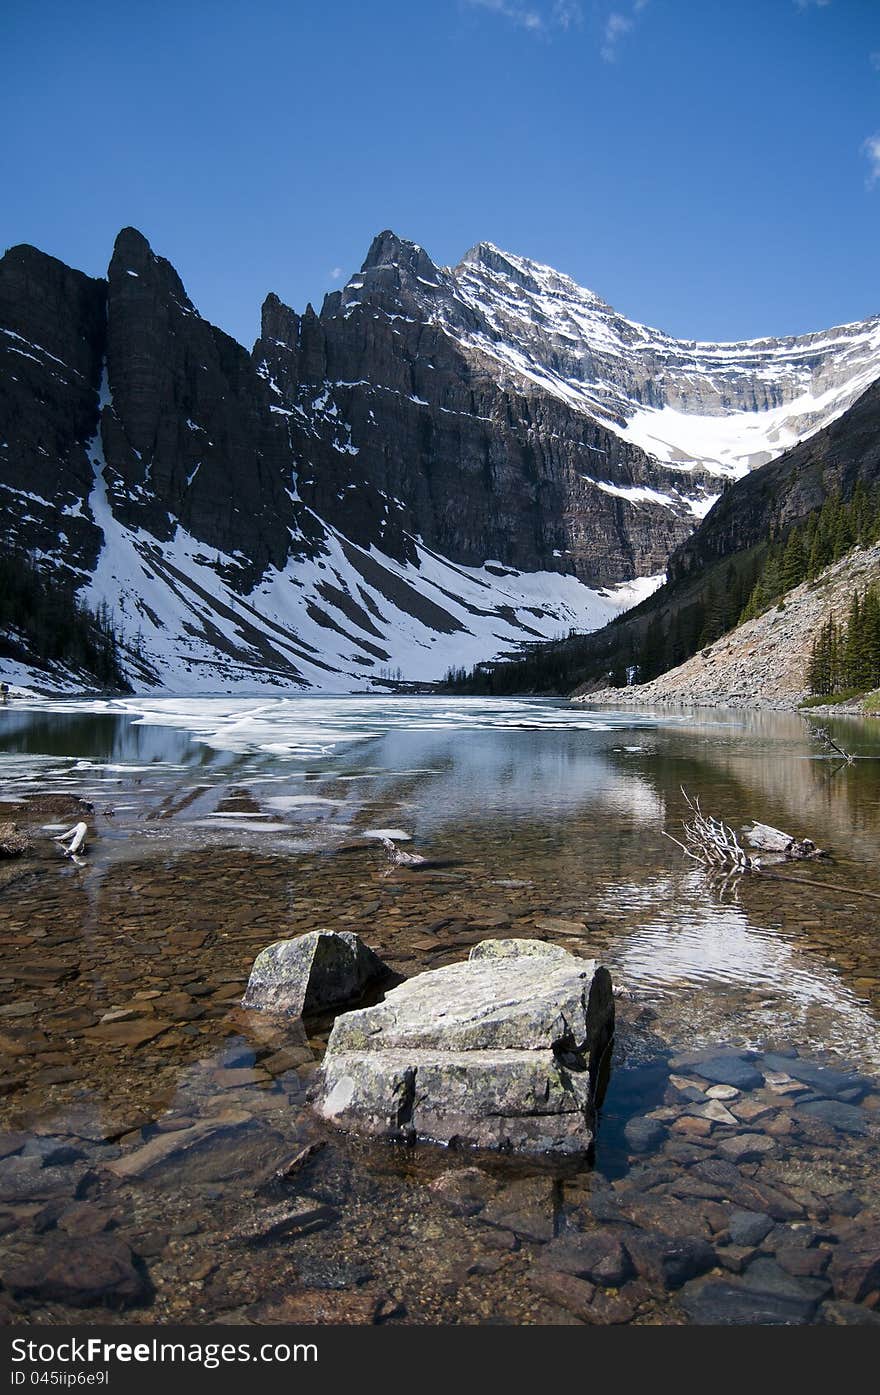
[{"x1": 705, "y1": 1085, "x2": 739, "y2": 1101}]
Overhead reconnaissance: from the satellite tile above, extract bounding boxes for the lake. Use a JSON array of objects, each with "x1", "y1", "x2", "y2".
[{"x1": 1, "y1": 695, "x2": 878, "y2": 1325}]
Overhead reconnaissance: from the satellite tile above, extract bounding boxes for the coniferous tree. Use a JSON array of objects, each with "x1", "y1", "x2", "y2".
[{"x1": 781, "y1": 528, "x2": 806, "y2": 592}]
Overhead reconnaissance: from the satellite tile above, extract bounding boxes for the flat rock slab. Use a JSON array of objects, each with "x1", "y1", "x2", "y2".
[
  {"x1": 315, "y1": 940, "x2": 613, "y2": 1155},
  {"x1": 537, "y1": 1232, "x2": 632, "y2": 1287},
  {"x1": 679, "y1": 1277, "x2": 817, "y2": 1326},
  {"x1": 107, "y1": 1111, "x2": 252, "y2": 1179},
  {"x1": 83, "y1": 1018, "x2": 173, "y2": 1048},
  {"x1": 242, "y1": 930, "x2": 389, "y2": 1018},
  {"x1": 760, "y1": 1054, "x2": 871, "y2": 1101},
  {"x1": 0, "y1": 1155, "x2": 90, "y2": 1204},
  {"x1": 688, "y1": 1055, "x2": 764, "y2": 1091},
  {"x1": 5, "y1": 1236, "x2": 149, "y2": 1309},
  {"x1": 794, "y1": 1099, "x2": 869, "y2": 1135}
]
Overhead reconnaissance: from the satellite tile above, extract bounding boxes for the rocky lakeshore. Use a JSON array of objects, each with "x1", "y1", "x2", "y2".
[{"x1": 576, "y1": 542, "x2": 880, "y2": 714}]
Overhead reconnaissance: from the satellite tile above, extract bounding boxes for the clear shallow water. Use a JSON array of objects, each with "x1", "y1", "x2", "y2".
[{"x1": 0, "y1": 696, "x2": 879, "y2": 1324}]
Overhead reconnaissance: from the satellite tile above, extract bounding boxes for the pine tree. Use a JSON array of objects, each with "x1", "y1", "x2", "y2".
[
  {"x1": 699, "y1": 581, "x2": 727, "y2": 645},
  {"x1": 862, "y1": 586, "x2": 880, "y2": 690},
  {"x1": 851, "y1": 481, "x2": 871, "y2": 545},
  {"x1": 833, "y1": 503, "x2": 855, "y2": 558},
  {"x1": 842, "y1": 592, "x2": 864, "y2": 689},
  {"x1": 808, "y1": 617, "x2": 843, "y2": 696},
  {"x1": 781, "y1": 528, "x2": 806, "y2": 592}
]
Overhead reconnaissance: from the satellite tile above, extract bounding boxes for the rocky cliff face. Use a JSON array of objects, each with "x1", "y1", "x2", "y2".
[
  {"x1": 0, "y1": 245, "x2": 105, "y2": 573},
  {"x1": 255, "y1": 232, "x2": 708, "y2": 587},
  {"x1": 101, "y1": 229, "x2": 314, "y2": 583},
  {"x1": 1, "y1": 227, "x2": 878, "y2": 691}
]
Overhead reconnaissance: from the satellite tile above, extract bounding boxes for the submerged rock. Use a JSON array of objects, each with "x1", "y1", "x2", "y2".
[
  {"x1": 4, "y1": 1236, "x2": 150, "y2": 1309},
  {"x1": 314, "y1": 940, "x2": 614, "y2": 1155},
  {"x1": 0, "y1": 822, "x2": 31, "y2": 858},
  {"x1": 624, "y1": 1115, "x2": 667, "y2": 1154},
  {"x1": 241, "y1": 930, "x2": 390, "y2": 1018},
  {"x1": 537, "y1": 1231, "x2": 633, "y2": 1288},
  {"x1": 468, "y1": 938, "x2": 570, "y2": 962}
]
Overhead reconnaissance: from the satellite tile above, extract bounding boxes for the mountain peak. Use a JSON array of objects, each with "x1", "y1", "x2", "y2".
[
  {"x1": 362, "y1": 229, "x2": 418, "y2": 267},
  {"x1": 359, "y1": 230, "x2": 441, "y2": 285},
  {"x1": 111, "y1": 226, "x2": 154, "y2": 267},
  {"x1": 456, "y1": 240, "x2": 605, "y2": 308}
]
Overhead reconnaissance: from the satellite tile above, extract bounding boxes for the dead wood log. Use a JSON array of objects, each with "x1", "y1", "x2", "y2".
[
  {"x1": 53, "y1": 821, "x2": 88, "y2": 857},
  {"x1": 745, "y1": 822, "x2": 825, "y2": 860}
]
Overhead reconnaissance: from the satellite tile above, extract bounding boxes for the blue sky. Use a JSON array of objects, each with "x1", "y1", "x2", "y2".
[{"x1": 2, "y1": 0, "x2": 877, "y2": 346}]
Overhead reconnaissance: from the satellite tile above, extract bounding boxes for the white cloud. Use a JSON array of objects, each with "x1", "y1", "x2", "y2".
[
  {"x1": 551, "y1": 1, "x2": 583, "y2": 29},
  {"x1": 793, "y1": 1, "x2": 832, "y2": 8},
  {"x1": 601, "y1": 11, "x2": 633, "y2": 63},
  {"x1": 598, "y1": 2, "x2": 649, "y2": 63},
  {"x1": 330, "y1": 267, "x2": 344, "y2": 281},
  {"x1": 863, "y1": 133, "x2": 880, "y2": 188},
  {"x1": 870, "y1": 51, "x2": 880, "y2": 71},
  {"x1": 463, "y1": 0, "x2": 582, "y2": 35},
  {"x1": 464, "y1": 0, "x2": 545, "y2": 31}
]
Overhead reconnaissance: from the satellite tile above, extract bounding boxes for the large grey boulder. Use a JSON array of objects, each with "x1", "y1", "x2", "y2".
[
  {"x1": 242, "y1": 931, "x2": 389, "y2": 1018},
  {"x1": 315, "y1": 939, "x2": 614, "y2": 1155}
]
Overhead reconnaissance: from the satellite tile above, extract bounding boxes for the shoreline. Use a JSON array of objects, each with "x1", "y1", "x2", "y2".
[{"x1": 573, "y1": 687, "x2": 879, "y2": 718}]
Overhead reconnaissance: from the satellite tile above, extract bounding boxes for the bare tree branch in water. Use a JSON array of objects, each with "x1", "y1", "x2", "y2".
[
  {"x1": 663, "y1": 789, "x2": 759, "y2": 873},
  {"x1": 665, "y1": 790, "x2": 880, "y2": 902},
  {"x1": 807, "y1": 724, "x2": 855, "y2": 765}
]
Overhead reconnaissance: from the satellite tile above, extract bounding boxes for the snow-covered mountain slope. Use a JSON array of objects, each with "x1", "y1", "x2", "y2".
[
  {"x1": 2, "y1": 227, "x2": 879, "y2": 693},
  {"x1": 83, "y1": 458, "x2": 661, "y2": 694},
  {"x1": 348, "y1": 239, "x2": 880, "y2": 479}
]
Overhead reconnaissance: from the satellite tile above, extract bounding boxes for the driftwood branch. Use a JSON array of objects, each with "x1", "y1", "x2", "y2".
[
  {"x1": 665, "y1": 791, "x2": 880, "y2": 901},
  {"x1": 53, "y1": 821, "x2": 88, "y2": 857},
  {"x1": 663, "y1": 789, "x2": 759, "y2": 873},
  {"x1": 760, "y1": 870, "x2": 880, "y2": 901},
  {"x1": 379, "y1": 836, "x2": 428, "y2": 876},
  {"x1": 808, "y1": 725, "x2": 855, "y2": 765},
  {"x1": 380, "y1": 836, "x2": 427, "y2": 866}
]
